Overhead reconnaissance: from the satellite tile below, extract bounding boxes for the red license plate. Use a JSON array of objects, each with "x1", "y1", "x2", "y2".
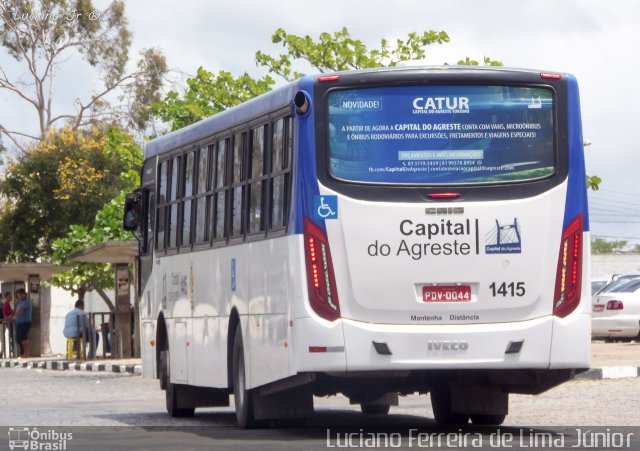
[
  {"x1": 423, "y1": 285, "x2": 471, "y2": 303},
  {"x1": 593, "y1": 305, "x2": 604, "y2": 312}
]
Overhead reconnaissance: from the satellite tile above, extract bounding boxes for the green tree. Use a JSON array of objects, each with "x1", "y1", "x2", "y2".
[
  {"x1": 152, "y1": 68, "x2": 275, "y2": 132},
  {"x1": 51, "y1": 190, "x2": 136, "y2": 304},
  {"x1": 0, "y1": 0, "x2": 167, "y2": 150},
  {"x1": 255, "y1": 28, "x2": 501, "y2": 82},
  {"x1": 0, "y1": 127, "x2": 141, "y2": 261},
  {"x1": 591, "y1": 238, "x2": 628, "y2": 254},
  {"x1": 155, "y1": 28, "x2": 498, "y2": 131}
]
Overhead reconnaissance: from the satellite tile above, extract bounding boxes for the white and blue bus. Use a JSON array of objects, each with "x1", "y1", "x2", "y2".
[{"x1": 124, "y1": 66, "x2": 590, "y2": 427}]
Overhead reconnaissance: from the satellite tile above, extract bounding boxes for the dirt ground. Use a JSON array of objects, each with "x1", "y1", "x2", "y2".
[{"x1": 591, "y1": 339, "x2": 640, "y2": 367}]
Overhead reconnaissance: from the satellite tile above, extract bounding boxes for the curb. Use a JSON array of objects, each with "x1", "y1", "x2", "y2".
[
  {"x1": 1, "y1": 359, "x2": 636, "y2": 380},
  {"x1": 0, "y1": 359, "x2": 142, "y2": 375},
  {"x1": 575, "y1": 366, "x2": 640, "y2": 380}
]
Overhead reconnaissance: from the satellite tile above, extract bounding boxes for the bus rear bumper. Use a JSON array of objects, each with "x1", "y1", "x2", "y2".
[{"x1": 293, "y1": 314, "x2": 590, "y2": 372}]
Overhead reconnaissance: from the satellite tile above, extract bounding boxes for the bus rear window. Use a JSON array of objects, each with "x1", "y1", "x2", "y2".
[{"x1": 327, "y1": 85, "x2": 555, "y2": 185}]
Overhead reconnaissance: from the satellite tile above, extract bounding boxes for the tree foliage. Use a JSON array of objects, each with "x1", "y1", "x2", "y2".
[
  {"x1": 152, "y1": 68, "x2": 275, "y2": 132},
  {"x1": 586, "y1": 175, "x2": 602, "y2": 191},
  {"x1": 0, "y1": 126, "x2": 140, "y2": 261},
  {"x1": 51, "y1": 190, "x2": 135, "y2": 299},
  {"x1": 591, "y1": 238, "x2": 629, "y2": 254},
  {"x1": 255, "y1": 28, "x2": 455, "y2": 81},
  {"x1": 155, "y1": 28, "x2": 501, "y2": 131},
  {"x1": 0, "y1": 0, "x2": 167, "y2": 150}
]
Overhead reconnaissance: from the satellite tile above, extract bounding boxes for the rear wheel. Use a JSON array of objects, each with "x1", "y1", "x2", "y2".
[
  {"x1": 159, "y1": 350, "x2": 168, "y2": 390},
  {"x1": 361, "y1": 403, "x2": 390, "y2": 415},
  {"x1": 233, "y1": 327, "x2": 258, "y2": 428},
  {"x1": 162, "y1": 347, "x2": 195, "y2": 417},
  {"x1": 430, "y1": 385, "x2": 469, "y2": 426}
]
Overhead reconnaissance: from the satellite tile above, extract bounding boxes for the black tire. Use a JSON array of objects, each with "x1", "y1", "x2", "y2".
[
  {"x1": 159, "y1": 350, "x2": 168, "y2": 390},
  {"x1": 430, "y1": 386, "x2": 469, "y2": 426},
  {"x1": 163, "y1": 347, "x2": 195, "y2": 417},
  {"x1": 233, "y1": 327, "x2": 258, "y2": 428},
  {"x1": 470, "y1": 414, "x2": 506, "y2": 425},
  {"x1": 361, "y1": 403, "x2": 391, "y2": 415}
]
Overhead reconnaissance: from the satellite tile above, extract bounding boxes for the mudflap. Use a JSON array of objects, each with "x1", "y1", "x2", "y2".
[
  {"x1": 176, "y1": 385, "x2": 230, "y2": 409},
  {"x1": 253, "y1": 383, "x2": 314, "y2": 420},
  {"x1": 450, "y1": 382, "x2": 508, "y2": 416}
]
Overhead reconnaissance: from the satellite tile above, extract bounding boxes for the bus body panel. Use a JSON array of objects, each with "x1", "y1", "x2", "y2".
[
  {"x1": 341, "y1": 317, "x2": 553, "y2": 370},
  {"x1": 549, "y1": 235, "x2": 591, "y2": 368},
  {"x1": 322, "y1": 183, "x2": 567, "y2": 326},
  {"x1": 549, "y1": 313, "x2": 590, "y2": 368},
  {"x1": 142, "y1": 235, "x2": 307, "y2": 390}
]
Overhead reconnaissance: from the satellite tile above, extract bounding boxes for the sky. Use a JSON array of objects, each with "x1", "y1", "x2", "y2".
[{"x1": 1, "y1": 0, "x2": 639, "y2": 242}]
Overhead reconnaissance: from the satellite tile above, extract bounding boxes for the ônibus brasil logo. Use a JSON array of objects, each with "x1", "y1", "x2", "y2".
[{"x1": 8, "y1": 427, "x2": 73, "y2": 450}]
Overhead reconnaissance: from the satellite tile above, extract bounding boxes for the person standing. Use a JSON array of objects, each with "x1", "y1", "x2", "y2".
[
  {"x1": 1, "y1": 292, "x2": 14, "y2": 357},
  {"x1": 12, "y1": 288, "x2": 31, "y2": 357},
  {"x1": 2, "y1": 292, "x2": 13, "y2": 319}
]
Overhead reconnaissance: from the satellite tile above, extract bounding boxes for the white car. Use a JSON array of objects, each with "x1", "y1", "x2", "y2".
[
  {"x1": 592, "y1": 278, "x2": 640, "y2": 340},
  {"x1": 591, "y1": 275, "x2": 615, "y2": 296}
]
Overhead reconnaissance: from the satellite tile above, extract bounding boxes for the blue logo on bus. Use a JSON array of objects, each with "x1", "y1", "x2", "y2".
[
  {"x1": 314, "y1": 195, "x2": 338, "y2": 220},
  {"x1": 485, "y1": 219, "x2": 522, "y2": 254}
]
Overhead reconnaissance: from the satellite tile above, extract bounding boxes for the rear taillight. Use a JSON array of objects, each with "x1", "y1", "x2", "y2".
[
  {"x1": 553, "y1": 214, "x2": 583, "y2": 317},
  {"x1": 303, "y1": 217, "x2": 340, "y2": 321},
  {"x1": 606, "y1": 300, "x2": 624, "y2": 310}
]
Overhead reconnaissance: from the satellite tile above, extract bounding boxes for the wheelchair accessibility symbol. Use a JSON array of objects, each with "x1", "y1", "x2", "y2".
[{"x1": 314, "y1": 195, "x2": 338, "y2": 220}]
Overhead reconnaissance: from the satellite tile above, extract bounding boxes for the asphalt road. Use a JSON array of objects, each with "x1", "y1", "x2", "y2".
[{"x1": 1, "y1": 368, "x2": 639, "y2": 450}]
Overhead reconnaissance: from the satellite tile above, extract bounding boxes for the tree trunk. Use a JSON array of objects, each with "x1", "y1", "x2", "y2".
[
  {"x1": 40, "y1": 285, "x2": 53, "y2": 356},
  {"x1": 77, "y1": 286, "x2": 86, "y2": 303}
]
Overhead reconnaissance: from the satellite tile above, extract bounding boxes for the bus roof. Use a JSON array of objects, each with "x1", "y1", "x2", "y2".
[{"x1": 144, "y1": 80, "x2": 301, "y2": 159}]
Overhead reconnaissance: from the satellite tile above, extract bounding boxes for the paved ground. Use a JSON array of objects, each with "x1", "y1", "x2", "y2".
[
  {"x1": 2, "y1": 343, "x2": 639, "y2": 451},
  {"x1": 0, "y1": 367, "x2": 638, "y2": 427},
  {"x1": 0, "y1": 369, "x2": 638, "y2": 450}
]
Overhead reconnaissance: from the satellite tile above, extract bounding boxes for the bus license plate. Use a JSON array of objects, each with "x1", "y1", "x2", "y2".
[
  {"x1": 593, "y1": 305, "x2": 604, "y2": 312},
  {"x1": 423, "y1": 285, "x2": 471, "y2": 303}
]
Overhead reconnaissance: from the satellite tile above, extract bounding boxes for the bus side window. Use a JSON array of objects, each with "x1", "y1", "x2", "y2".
[
  {"x1": 248, "y1": 125, "x2": 267, "y2": 235},
  {"x1": 214, "y1": 139, "x2": 228, "y2": 242},
  {"x1": 270, "y1": 116, "x2": 292, "y2": 232},
  {"x1": 156, "y1": 160, "x2": 168, "y2": 251},
  {"x1": 141, "y1": 188, "x2": 155, "y2": 255},
  {"x1": 168, "y1": 155, "x2": 180, "y2": 249},
  {"x1": 181, "y1": 150, "x2": 195, "y2": 248},
  {"x1": 195, "y1": 145, "x2": 211, "y2": 244},
  {"x1": 230, "y1": 132, "x2": 246, "y2": 239}
]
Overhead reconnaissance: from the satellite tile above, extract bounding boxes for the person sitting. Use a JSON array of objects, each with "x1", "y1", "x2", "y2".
[{"x1": 63, "y1": 300, "x2": 98, "y2": 358}]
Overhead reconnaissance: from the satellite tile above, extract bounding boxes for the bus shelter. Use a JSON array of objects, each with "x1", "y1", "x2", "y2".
[
  {"x1": 0, "y1": 262, "x2": 70, "y2": 357},
  {"x1": 68, "y1": 240, "x2": 139, "y2": 358}
]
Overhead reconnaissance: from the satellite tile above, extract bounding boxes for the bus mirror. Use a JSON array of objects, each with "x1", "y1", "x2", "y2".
[
  {"x1": 123, "y1": 190, "x2": 141, "y2": 232},
  {"x1": 294, "y1": 91, "x2": 310, "y2": 115}
]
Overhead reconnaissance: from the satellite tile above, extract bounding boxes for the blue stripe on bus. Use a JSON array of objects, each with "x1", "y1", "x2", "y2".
[
  {"x1": 563, "y1": 75, "x2": 589, "y2": 232},
  {"x1": 294, "y1": 76, "x2": 324, "y2": 235}
]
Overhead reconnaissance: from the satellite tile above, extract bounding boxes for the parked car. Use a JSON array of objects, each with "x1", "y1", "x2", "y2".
[
  {"x1": 594, "y1": 273, "x2": 640, "y2": 297},
  {"x1": 591, "y1": 275, "x2": 615, "y2": 296},
  {"x1": 592, "y1": 278, "x2": 640, "y2": 341}
]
